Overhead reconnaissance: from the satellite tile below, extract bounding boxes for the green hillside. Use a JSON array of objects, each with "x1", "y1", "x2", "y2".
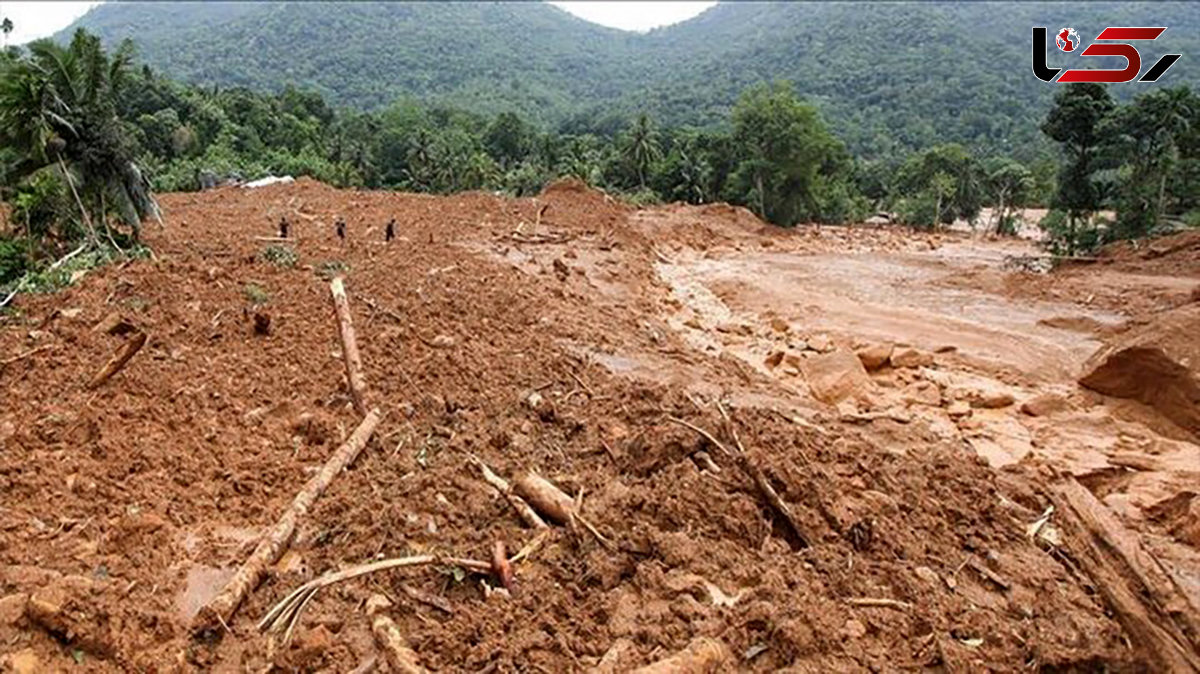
[{"x1": 60, "y1": 1, "x2": 1198, "y2": 158}]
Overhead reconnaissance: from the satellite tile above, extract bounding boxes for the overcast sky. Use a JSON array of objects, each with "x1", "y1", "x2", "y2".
[{"x1": 0, "y1": 1, "x2": 716, "y2": 45}]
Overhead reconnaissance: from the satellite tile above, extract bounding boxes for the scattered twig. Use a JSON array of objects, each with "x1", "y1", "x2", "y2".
[
  {"x1": 1, "y1": 243, "x2": 89, "y2": 310},
  {"x1": 668, "y1": 404, "x2": 813, "y2": 549}
]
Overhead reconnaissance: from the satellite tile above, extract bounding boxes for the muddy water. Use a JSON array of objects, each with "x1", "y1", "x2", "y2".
[{"x1": 660, "y1": 246, "x2": 1125, "y2": 380}]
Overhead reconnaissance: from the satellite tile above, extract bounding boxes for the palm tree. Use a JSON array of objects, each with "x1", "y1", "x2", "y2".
[
  {"x1": 1, "y1": 18, "x2": 13, "y2": 49},
  {"x1": 622, "y1": 113, "x2": 661, "y2": 189},
  {"x1": 0, "y1": 29, "x2": 160, "y2": 243}
]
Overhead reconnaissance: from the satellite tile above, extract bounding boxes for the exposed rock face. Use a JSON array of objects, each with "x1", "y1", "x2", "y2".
[
  {"x1": 890, "y1": 347, "x2": 933, "y2": 369},
  {"x1": 1079, "y1": 305, "x2": 1200, "y2": 437}
]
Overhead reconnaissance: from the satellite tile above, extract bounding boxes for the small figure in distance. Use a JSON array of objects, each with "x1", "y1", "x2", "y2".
[
  {"x1": 335, "y1": 216, "x2": 346, "y2": 243},
  {"x1": 385, "y1": 218, "x2": 395, "y2": 243},
  {"x1": 278, "y1": 215, "x2": 289, "y2": 239}
]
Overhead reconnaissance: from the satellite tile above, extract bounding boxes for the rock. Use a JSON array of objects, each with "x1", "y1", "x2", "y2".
[
  {"x1": 0, "y1": 593, "x2": 27, "y2": 626},
  {"x1": 716, "y1": 322, "x2": 752, "y2": 336},
  {"x1": 1079, "y1": 304, "x2": 1200, "y2": 435},
  {"x1": 769, "y1": 317, "x2": 790, "y2": 333},
  {"x1": 968, "y1": 389, "x2": 1015, "y2": 409},
  {"x1": 856, "y1": 342, "x2": 894, "y2": 371},
  {"x1": 764, "y1": 351, "x2": 785, "y2": 369},
  {"x1": 808, "y1": 334, "x2": 834, "y2": 353},
  {"x1": 842, "y1": 618, "x2": 868, "y2": 639},
  {"x1": 890, "y1": 346, "x2": 933, "y2": 369},
  {"x1": 902, "y1": 380, "x2": 941, "y2": 407},
  {"x1": 946, "y1": 400, "x2": 972, "y2": 418},
  {"x1": 913, "y1": 566, "x2": 940, "y2": 586},
  {"x1": 683, "y1": 317, "x2": 702, "y2": 330},
  {"x1": 1020, "y1": 393, "x2": 1072, "y2": 417},
  {"x1": 800, "y1": 350, "x2": 873, "y2": 405},
  {"x1": 1, "y1": 649, "x2": 40, "y2": 674}
]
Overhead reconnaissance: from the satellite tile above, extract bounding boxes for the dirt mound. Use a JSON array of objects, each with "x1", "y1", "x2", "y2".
[
  {"x1": 0, "y1": 180, "x2": 1176, "y2": 671},
  {"x1": 1095, "y1": 229, "x2": 1200, "y2": 277},
  {"x1": 1079, "y1": 304, "x2": 1200, "y2": 437}
]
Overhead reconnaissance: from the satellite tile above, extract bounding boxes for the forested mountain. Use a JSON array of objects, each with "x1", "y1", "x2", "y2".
[{"x1": 59, "y1": 2, "x2": 1199, "y2": 159}]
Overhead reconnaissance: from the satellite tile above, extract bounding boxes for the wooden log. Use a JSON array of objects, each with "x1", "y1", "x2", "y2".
[
  {"x1": 473, "y1": 458, "x2": 548, "y2": 529},
  {"x1": 512, "y1": 472, "x2": 575, "y2": 526},
  {"x1": 330, "y1": 276, "x2": 368, "y2": 415},
  {"x1": 630, "y1": 637, "x2": 730, "y2": 674},
  {"x1": 1055, "y1": 478, "x2": 1200, "y2": 672},
  {"x1": 86, "y1": 331, "x2": 147, "y2": 389},
  {"x1": 193, "y1": 408, "x2": 383, "y2": 633}
]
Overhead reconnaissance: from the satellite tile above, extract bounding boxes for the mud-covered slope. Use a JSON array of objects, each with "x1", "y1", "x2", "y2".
[{"x1": 0, "y1": 180, "x2": 1163, "y2": 671}]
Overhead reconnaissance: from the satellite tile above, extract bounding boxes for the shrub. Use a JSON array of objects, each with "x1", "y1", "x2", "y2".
[
  {"x1": 243, "y1": 283, "x2": 270, "y2": 305},
  {"x1": 259, "y1": 244, "x2": 298, "y2": 268}
]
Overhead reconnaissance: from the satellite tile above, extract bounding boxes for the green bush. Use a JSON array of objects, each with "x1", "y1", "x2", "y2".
[
  {"x1": 0, "y1": 238, "x2": 30, "y2": 285},
  {"x1": 259, "y1": 244, "x2": 298, "y2": 268},
  {"x1": 243, "y1": 283, "x2": 270, "y2": 305}
]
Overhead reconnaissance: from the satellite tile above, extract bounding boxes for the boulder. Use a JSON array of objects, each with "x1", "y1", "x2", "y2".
[
  {"x1": 1079, "y1": 305, "x2": 1200, "y2": 436},
  {"x1": 856, "y1": 342, "x2": 894, "y2": 371},
  {"x1": 890, "y1": 346, "x2": 933, "y2": 369},
  {"x1": 801, "y1": 350, "x2": 873, "y2": 405},
  {"x1": 1020, "y1": 393, "x2": 1072, "y2": 417}
]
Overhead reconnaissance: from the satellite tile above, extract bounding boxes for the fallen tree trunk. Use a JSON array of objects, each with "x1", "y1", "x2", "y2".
[
  {"x1": 86, "y1": 330, "x2": 147, "y2": 389},
  {"x1": 330, "y1": 276, "x2": 368, "y2": 415},
  {"x1": 193, "y1": 408, "x2": 383, "y2": 633},
  {"x1": 630, "y1": 637, "x2": 730, "y2": 674},
  {"x1": 1055, "y1": 478, "x2": 1200, "y2": 672}
]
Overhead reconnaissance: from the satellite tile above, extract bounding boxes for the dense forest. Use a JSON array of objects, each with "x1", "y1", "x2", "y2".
[
  {"x1": 2, "y1": 3, "x2": 1199, "y2": 294},
  {"x1": 58, "y1": 1, "x2": 1200, "y2": 159}
]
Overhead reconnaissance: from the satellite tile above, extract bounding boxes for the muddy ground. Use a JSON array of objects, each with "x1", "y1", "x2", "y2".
[{"x1": 1, "y1": 179, "x2": 1198, "y2": 672}]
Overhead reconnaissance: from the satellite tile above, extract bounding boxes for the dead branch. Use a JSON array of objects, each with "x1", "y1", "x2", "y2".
[
  {"x1": 1, "y1": 344, "x2": 55, "y2": 368},
  {"x1": 193, "y1": 408, "x2": 383, "y2": 634},
  {"x1": 668, "y1": 409, "x2": 812, "y2": 549},
  {"x1": 492, "y1": 541, "x2": 514, "y2": 592},
  {"x1": 847, "y1": 597, "x2": 913, "y2": 610},
  {"x1": 330, "y1": 276, "x2": 369, "y2": 415},
  {"x1": 471, "y1": 457, "x2": 548, "y2": 529},
  {"x1": 0, "y1": 243, "x2": 89, "y2": 310},
  {"x1": 259, "y1": 553, "x2": 489, "y2": 640},
  {"x1": 86, "y1": 330, "x2": 147, "y2": 389},
  {"x1": 630, "y1": 636, "x2": 731, "y2": 673},
  {"x1": 1055, "y1": 478, "x2": 1200, "y2": 671}
]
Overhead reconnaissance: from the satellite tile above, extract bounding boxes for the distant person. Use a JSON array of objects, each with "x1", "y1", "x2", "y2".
[
  {"x1": 279, "y1": 216, "x2": 289, "y2": 239},
  {"x1": 335, "y1": 216, "x2": 346, "y2": 243},
  {"x1": 385, "y1": 218, "x2": 395, "y2": 242}
]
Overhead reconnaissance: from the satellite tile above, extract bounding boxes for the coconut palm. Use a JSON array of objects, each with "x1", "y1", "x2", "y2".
[
  {"x1": 0, "y1": 29, "x2": 160, "y2": 243},
  {"x1": 621, "y1": 113, "x2": 661, "y2": 189}
]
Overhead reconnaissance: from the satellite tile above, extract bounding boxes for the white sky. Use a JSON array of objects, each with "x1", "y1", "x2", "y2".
[{"x1": 0, "y1": 1, "x2": 716, "y2": 45}]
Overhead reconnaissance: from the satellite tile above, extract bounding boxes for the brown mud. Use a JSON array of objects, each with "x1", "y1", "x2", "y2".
[{"x1": 1, "y1": 178, "x2": 1198, "y2": 671}]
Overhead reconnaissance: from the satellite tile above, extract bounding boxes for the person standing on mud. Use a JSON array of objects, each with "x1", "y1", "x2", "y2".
[
  {"x1": 385, "y1": 218, "x2": 395, "y2": 243},
  {"x1": 335, "y1": 216, "x2": 346, "y2": 243},
  {"x1": 278, "y1": 216, "x2": 289, "y2": 239}
]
